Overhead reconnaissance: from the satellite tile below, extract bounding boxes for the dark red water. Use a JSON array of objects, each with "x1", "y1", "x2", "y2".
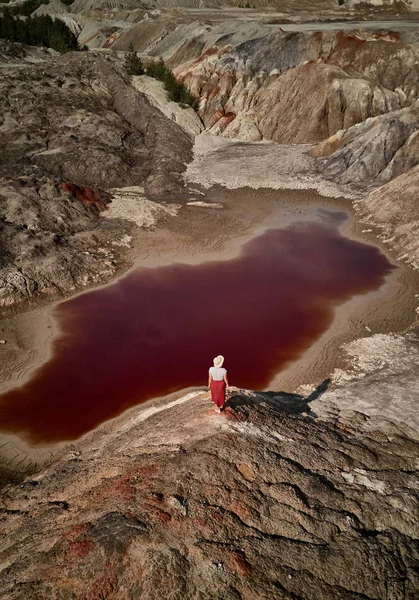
[{"x1": 0, "y1": 217, "x2": 394, "y2": 444}]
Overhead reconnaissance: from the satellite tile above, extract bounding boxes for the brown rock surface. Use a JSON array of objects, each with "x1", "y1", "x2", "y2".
[
  {"x1": 0, "y1": 42, "x2": 193, "y2": 313},
  {"x1": 0, "y1": 45, "x2": 192, "y2": 192},
  {"x1": 0, "y1": 389, "x2": 418, "y2": 599}
]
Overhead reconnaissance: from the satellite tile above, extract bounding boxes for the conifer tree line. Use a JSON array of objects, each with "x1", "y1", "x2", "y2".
[
  {"x1": 5, "y1": 0, "x2": 48, "y2": 17},
  {"x1": 0, "y1": 3, "x2": 80, "y2": 53}
]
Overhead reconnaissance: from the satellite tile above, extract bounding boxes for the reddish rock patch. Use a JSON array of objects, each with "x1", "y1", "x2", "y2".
[
  {"x1": 230, "y1": 500, "x2": 255, "y2": 521},
  {"x1": 192, "y1": 516, "x2": 212, "y2": 531},
  {"x1": 64, "y1": 522, "x2": 92, "y2": 541},
  {"x1": 214, "y1": 110, "x2": 236, "y2": 131},
  {"x1": 144, "y1": 504, "x2": 172, "y2": 525},
  {"x1": 228, "y1": 550, "x2": 251, "y2": 578},
  {"x1": 61, "y1": 183, "x2": 108, "y2": 211},
  {"x1": 131, "y1": 463, "x2": 160, "y2": 479},
  {"x1": 208, "y1": 84, "x2": 221, "y2": 102},
  {"x1": 193, "y1": 46, "x2": 219, "y2": 65},
  {"x1": 68, "y1": 540, "x2": 96, "y2": 559},
  {"x1": 103, "y1": 475, "x2": 137, "y2": 503},
  {"x1": 76, "y1": 561, "x2": 118, "y2": 600},
  {"x1": 313, "y1": 31, "x2": 324, "y2": 44},
  {"x1": 222, "y1": 408, "x2": 240, "y2": 421},
  {"x1": 335, "y1": 31, "x2": 367, "y2": 48},
  {"x1": 372, "y1": 31, "x2": 400, "y2": 43}
]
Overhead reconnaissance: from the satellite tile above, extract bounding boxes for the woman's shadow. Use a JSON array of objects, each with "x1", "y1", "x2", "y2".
[{"x1": 223, "y1": 378, "x2": 331, "y2": 418}]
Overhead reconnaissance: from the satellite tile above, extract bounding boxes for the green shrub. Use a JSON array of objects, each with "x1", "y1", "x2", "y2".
[
  {"x1": 124, "y1": 43, "x2": 144, "y2": 76},
  {"x1": 146, "y1": 58, "x2": 167, "y2": 80},
  {"x1": 146, "y1": 58, "x2": 196, "y2": 109}
]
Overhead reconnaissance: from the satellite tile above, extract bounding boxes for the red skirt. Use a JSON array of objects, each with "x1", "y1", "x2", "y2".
[{"x1": 210, "y1": 380, "x2": 226, "y2": 408}]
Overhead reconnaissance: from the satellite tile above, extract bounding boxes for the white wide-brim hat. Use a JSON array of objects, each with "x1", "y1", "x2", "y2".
[{"x1": 213, "y1": 355, "x2": 224, "y2": 368}]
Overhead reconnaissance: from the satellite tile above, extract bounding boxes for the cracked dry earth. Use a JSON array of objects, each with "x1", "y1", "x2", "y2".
[{"x1": 1, "y1": 391, "x2": 418, "y2": 599}]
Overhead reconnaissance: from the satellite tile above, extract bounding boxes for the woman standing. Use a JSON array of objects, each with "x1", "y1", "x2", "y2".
[{"x1": 208, "y1": 355, "x2": 229, "y2": 413}]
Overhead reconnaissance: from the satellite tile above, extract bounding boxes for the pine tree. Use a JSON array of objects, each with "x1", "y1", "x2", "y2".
[
  {"x1": 124, "y1": 43, "x2": 144, "y2": 76},
  {"x1": 0, "y1": 10, "x2": 80, "y2": 52},
  {"x1": 146, "y1": 58, "x2": 196, "y2": 109}
]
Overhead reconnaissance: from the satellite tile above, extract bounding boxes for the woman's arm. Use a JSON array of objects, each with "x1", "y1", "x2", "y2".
[
  {"x1": 224, "y1": 373, "x2": 229, "y2": 387},
  {"x1": 208, "y1": 374, "x2": 212, "y2": 388}
]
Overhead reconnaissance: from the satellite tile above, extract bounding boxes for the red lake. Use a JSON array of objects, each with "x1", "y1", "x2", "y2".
[{"x1": 0, "y1": 213, "x2": 394, "y2": 444}]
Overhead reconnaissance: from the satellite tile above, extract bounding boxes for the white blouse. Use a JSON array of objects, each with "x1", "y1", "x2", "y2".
[{"x1": 209, "y1": 367, "x2": 227, "y2": 381}]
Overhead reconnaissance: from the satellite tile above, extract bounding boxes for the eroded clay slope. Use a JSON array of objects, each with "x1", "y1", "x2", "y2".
[
  {"x1": 314, "y1": 100, "x2": 419, "y2": 184},
  {"x1": 0, "y1": 43, "x2": 193, "y2": 313},
  {"x1": 171, "y1": 29, "x2": 419, "y2": 144}
]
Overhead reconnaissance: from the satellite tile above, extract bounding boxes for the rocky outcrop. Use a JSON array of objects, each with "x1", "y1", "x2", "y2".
[
  {"x1": 348, "y1": 0, "x2": 419, "y2": 9},
  {"x1": 76, "y1": 17, "x2": 134, "y2": 49},
  {"x1": 326, "y1": 32, "x2": 419, "y2": 103},
  {"x1": 357, "y1": 165, "x2": 419, "y2": 268},
  {"x1": 171, "y1": 29, "x2": 419, "y2": 144},
  {"x1": 108, "y1": 16, "x2": 175, "y2": 52},
  {"x1": 314, "y1": 100, "x2": 419, "y2": 185},
  {"x1": 214, "y1": 62, "x2": 403, "y2": 143},
  {"x1": 0, "y1": 179, "x2": 120, "y2": 310},
  {"x1": 0, "y1": 385, "x2": 418, "y2": 599},
  {"x1": 109, "y1": 18, "x2": 271, "y2": 68},
  {"x1": 31, "y1": 1, "x2": 85, "y2": 38},
  {"x1": 312, "y1": 330, "x2": 419, "y2": 429},
  {"x1": 311, "y1": 104, "x2": 419, "y2": 266},
  {"x1": 32, "y1": 0, "x2": 70, "y2": 16},
  {"x1": 0, "y1": 48, "x2": 192, "y2": 192},
  {"x1": 111, "y1": 16, "x2": 180, "y2": 52},
  {"x1": 70, "y1": 0, "x2": 145, "y2": 12},
  {"x1": 0, "y1": 42, "x2": 193, "y2": 313}
]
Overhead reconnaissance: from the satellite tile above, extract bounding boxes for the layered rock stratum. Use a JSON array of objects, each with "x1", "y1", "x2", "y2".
[{"x1": 172, "y1": 29, "x2": 419, "y2": 151}]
